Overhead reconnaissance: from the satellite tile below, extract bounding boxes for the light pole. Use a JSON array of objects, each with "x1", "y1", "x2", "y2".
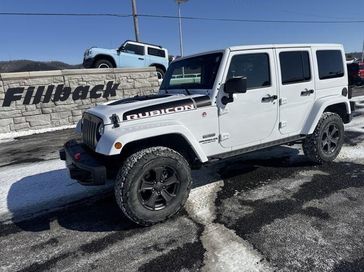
[
  {"x1": 176, "y1": 0, "x2": 188, "y2": 57},
  {"x1": 131, "y1": 0, "x2": 140, "y2": 42}
]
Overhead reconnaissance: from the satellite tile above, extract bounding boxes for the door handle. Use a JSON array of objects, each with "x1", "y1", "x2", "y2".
[
  {"x1": 261, "y1": 94, "x2": 278, "y2": 103},
  {"x1": 301, "y1": 89, "x2": 314, "y2": 96},
  {"x1": 138, "y1": 57, "x2": 144, "y2": 60}
]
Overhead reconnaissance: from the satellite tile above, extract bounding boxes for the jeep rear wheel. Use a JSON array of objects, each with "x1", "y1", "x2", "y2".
[
  {"x1": 114, "y1": 146, "x2": 192, "y2": 226},
  {"x1": 303, "y1": 112, "x2": 344, "y2": 164},
  {"x1": 94, "y1": 59, "x2": 113, "y2": 69}
]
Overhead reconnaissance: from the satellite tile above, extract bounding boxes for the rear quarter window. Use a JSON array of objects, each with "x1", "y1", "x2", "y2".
[
  {"x1": 316, "y1": 50, "x2": 344, "y2": 80},
  {"x1": 148, "y1": 47, "x2": 166, "y2": 58}
]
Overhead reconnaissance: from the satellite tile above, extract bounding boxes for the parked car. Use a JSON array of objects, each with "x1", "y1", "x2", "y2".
[
  {"x1": 83, "y1": 40, "x2": 169, "y2": 79},
  {"x1": 62, "y1": 43, "x2": 351, "y2": 226},
  {"x1": 358, "y1": 62, "x2": 364, "y2": 82},
  {"x1": 347, "y1": 62, "x2": 362, "y2": 86}
]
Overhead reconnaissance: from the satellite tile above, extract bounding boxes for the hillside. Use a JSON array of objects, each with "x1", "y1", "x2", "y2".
[
  {"x1": 346, "y1": 52, "x2": 362, "y2": 60},
  {"x1": 0, "y1": 52, "x2": 362, "y2": 73},
  {"x1": 0, "y1": 60, "x2": 82, "y2": 73}
]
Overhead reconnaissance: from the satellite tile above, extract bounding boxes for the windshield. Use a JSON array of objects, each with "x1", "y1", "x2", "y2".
[{"x1": 160, "y1": 52, "x2": 223, "y2": 90}]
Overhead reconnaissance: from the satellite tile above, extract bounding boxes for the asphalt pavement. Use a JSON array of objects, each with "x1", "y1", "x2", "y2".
[{"x1": 0, "y1": 95, "x2": 364, "y2": 272}]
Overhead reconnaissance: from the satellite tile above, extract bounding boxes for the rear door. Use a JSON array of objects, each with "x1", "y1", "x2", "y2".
[{"x1": 276, "y1": 48, "x2": 315, "y2": 135}]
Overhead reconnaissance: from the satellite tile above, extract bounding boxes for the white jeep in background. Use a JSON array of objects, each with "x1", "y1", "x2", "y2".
[{"x1": 61, "y1": 44, "x2": 352, "y2": 226}]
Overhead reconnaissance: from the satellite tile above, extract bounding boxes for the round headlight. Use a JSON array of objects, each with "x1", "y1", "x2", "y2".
[{"x1": 98, "y1": 124, "x2": 104, "y2": 136}]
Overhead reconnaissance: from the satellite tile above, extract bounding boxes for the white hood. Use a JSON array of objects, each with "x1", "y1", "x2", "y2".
[{"x1": 86, "y1": 93, "x2": 211, "y2": 125}]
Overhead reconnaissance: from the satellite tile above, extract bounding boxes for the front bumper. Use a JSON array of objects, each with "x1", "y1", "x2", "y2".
[{"x1": 60, "y1": 140, "x2": 107, "y2": 185}]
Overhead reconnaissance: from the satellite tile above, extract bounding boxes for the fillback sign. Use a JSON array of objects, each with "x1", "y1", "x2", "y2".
[{"x1": 2, "y1": 81, "x2": 120, "y2": 107}]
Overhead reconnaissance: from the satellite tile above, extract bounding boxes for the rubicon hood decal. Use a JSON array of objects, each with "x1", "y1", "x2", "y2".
[{"x1": 123, "y1": 95, "x2": 210, "y2": 121}]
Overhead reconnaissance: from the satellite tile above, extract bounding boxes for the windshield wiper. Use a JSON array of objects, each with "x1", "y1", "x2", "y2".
[{"x1": 184, "y1": 88, "x2": 191, "y2": 95}]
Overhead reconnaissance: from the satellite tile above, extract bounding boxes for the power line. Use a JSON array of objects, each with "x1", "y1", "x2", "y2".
[
  {"x1": 1, "y1": 12, "x2": 364, "y2": 24},
  {"x1": 0, "y1": 12, "x2": 131, "y2": 18},
  {"x1": 139, "y1": 14, "x2": 364, "y2": 24}
]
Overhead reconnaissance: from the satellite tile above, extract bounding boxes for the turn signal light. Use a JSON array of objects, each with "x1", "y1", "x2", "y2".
[
  {"x1": 74, "y1": 152, "x2": 81, "y2": 161},
  {"x1": 114, "y1": 142, "x2": 122, "y2": 149}
]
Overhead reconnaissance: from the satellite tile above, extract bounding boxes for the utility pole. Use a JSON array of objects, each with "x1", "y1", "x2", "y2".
[
  {"x1": 176, "y1": 0, "x2": 188, "y2": 57},
  {"x1": 362, "y1": 39, "x2": 364, "y2": 62},
  {"x1": 131, "y1": 0, "x2": 140, "y2": 42}
]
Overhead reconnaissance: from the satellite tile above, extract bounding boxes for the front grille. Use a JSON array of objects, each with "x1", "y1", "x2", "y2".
[{"x1": 82, "y1": 113, "x2": 103, "y2": 150}]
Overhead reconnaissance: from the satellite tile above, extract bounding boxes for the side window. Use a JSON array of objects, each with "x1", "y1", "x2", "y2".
[
  {"x1": 227, "y1": 53, "x2": 271, "y2": 90},
  {"x1": 123, "y1": 43, "x2": 145, "y2": 55},
  {"x1": 316, "y1": 50, "x2": 344, "y2": 80},
  {"x1": 148, "y1": 47, "x2": 166, "y2": 58},
  {"x1": 280, "y1": 51, "x2": 311, "y2": 85}
]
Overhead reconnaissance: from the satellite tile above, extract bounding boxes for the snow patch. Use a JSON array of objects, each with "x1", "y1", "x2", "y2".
[
  {"x1": 186, "y1": 181, "x2": 273, "y2": 272},
  {"x1": 0, "y1": 159, "x2": 112, "y2": 223}
]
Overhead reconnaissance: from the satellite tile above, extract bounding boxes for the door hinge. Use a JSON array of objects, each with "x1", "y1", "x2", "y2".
[
  {"x1": 279, "y1": 98, "x2": 288, "y2": 105},
  {"x1": 219, "y1": 107, "x2": 229, "y2": 116},
  {"x1": 279, "y1": 121, "x2": 287, "y2": 128},
  {"x1": 219, "y1": 133, "x2": 230, "y2": 141}
]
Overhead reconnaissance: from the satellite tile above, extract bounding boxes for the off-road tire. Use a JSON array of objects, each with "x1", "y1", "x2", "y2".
[
  {"x1": 303, "y1": 112, "x2": 344, "y2": 164},
  {"x1": 93, "y1": 59, "x2": 113, "y2": 69},
  {"x1": 155, "y1": 67, "x2": 165, "y2": 80},
  {"x1": 114, "y1": 146, "x2": 192, "y2": 226}
]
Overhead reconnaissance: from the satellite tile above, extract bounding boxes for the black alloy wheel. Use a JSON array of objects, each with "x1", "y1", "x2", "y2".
[
  {"x1": 321, "y1": 123, "x2": 341, "y2": 155},
  {"x1": 303, "y1": 112, "x2": 344, "y2": 164},
  {"x1": 138, "y1": 166, "x2": 180, "y2": 211}
]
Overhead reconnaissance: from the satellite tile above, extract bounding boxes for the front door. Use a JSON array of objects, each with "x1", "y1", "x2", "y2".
[
  {"x1": 118, "y1": 43, "x2": 146, "y2": 68},
  {"x1": 276, "y1": 48, "x2": 315, "y2": 135},
  {"x1": 219, "y1": 49, "x2": 279, "y2": 148}
]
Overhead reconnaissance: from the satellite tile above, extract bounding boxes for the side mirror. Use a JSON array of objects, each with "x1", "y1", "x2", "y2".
[
  {"x1": 222, "y1": 76, "x2": 247, "y2": 105},
  {"x1": 224, "y1": 76, "x2": 247, "y2": 94}
]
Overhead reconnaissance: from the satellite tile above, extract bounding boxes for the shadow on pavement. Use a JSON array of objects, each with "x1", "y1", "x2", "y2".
[{"x1": 3, "y1": 194, "x2": 138, "y2": 235}]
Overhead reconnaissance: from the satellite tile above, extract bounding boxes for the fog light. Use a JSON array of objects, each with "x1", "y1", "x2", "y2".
[{"x1": 114, "y1": 142, "x2": 122, "y2": 149}]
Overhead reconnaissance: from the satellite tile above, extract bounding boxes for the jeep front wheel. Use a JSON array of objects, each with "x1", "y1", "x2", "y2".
[
  {"x1": 303, "y1": 112, "x2": 344, "y2": 164},
  {"x1": 93, "y1": 59, "x2": 113, "y2": 69},
  {"x1": 114, "y1": 146, "x2": 192, "y2": 226}
]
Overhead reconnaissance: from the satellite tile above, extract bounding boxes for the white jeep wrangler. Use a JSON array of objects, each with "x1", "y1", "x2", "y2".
[{"x1": 60, "y1": 44, "x2": 352, "y2": 226}]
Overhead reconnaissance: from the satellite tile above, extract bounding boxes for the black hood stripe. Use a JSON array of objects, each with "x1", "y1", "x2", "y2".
[
  {"x1": 193, "y1": 95, "x2": 211, "y2": 108},
  {"x1": 108, "y1": 94, "x2": 171, "y2": 106},
  {"x1": 122, "y1": 95, "x2": 211, "y2": 121}
]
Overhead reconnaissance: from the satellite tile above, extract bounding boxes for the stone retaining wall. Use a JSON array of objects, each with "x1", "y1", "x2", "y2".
[{"x1": 0, "y1": 67, "x2": 159, "y2": 134}]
